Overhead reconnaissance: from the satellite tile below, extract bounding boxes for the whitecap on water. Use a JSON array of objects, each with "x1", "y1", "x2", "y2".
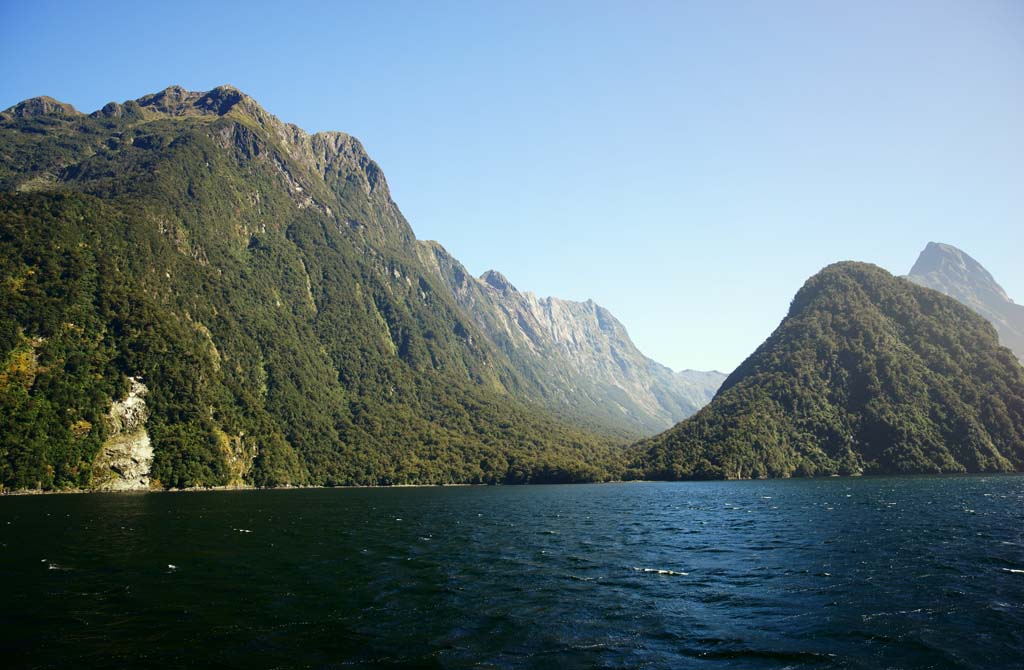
[
  {"x1": 633, "y1": 567, "x2": 688, "y2": 576},
  {"x1": 1001, "y1": 568, "x2": 1024, "y2": 574},
  {"x1": 862, "y1": 607, "x2": 930, "y2": 621}
]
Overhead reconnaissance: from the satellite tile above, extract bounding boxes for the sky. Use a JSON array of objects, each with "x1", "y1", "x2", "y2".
[{"x1": 2, "y1": 0, "x2": 1021, "y2": 372}]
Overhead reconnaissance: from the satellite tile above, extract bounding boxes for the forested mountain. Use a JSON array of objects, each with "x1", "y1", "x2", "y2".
[
  {"x1": 633, "y1": 262, "x2": 1024, "y2": 479},
  {"x1": 417, "y1": 241, "x2": 724, "y2": 437},
  {"x1": 906, "y1": 242, "x2": 1024, "y2": 361},
  {"x1": 0, "y1": 85, "x2": 631, "y2": 490}
]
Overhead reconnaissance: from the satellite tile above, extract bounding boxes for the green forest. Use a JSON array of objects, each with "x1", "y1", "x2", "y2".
[
  {"x1": 2, "y1": 87, "x2": 1023, "y2": 491},
  {"x1": 634, "y1": 262, "x2": 1024, "y2": 479},
  {"x1": 0, "y1": 87, "x2": 627, "y2": 491}
]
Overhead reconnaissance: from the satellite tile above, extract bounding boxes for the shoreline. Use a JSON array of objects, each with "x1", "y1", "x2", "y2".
[
  {"x1": 0, "y1": 482, "x2": 491, "y2": 497},
  {"x1": 3, "y1": 471, "x2": 1022, "y2": 497}
]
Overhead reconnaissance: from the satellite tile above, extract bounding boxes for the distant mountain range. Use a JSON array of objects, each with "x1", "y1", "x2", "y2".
[
  {"x1": 906, "y1": 242, "x2": 1024, "y2": 361},
  {"x1": 417, "y1": 241, "x2": 724, "y2": 436},
  {"x1": 0, "y1": 85, "x2": 717, "y2": 491},
  {"x1": 633, "y1": 262, "x2": 1024, "y2": 479}
]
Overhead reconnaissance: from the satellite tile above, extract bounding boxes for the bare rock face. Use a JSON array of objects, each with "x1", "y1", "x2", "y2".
[
  {"x1": 417, "y1": 240, "x2": 725, "y2": 436},
  {"x1": 0, "y1": 96, "x2": 80, "y2": 120},
  {"x1": 906, "y1": 242, "x2": 1024, "y2": 361},
  {"x1": 92, "y1": 378, "x2": 153, "y2": 491}
]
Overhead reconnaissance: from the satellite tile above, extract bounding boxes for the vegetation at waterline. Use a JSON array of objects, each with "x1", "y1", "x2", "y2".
[{"x1": 5, "y1": 87, "x2": 1023, "y2": 491}]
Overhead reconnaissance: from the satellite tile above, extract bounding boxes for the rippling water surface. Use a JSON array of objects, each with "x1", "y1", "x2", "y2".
[{"x1": 2, "y1": 476, "x2": 1024, "y2": 669}]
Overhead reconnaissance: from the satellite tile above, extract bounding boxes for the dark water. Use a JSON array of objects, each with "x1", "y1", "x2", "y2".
[{"x1": 2, "y1": 477, "x2": 1023, "y2": 669}]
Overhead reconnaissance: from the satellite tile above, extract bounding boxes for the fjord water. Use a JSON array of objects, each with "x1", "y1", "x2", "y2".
[{"x1": 2, "y1": 477, "x2": 1023, "y2": 669}]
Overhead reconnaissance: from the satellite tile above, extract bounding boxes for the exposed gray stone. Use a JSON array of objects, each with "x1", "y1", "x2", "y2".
[
  {"x1": 906, "y1": 242, "x2": 1024, "y2": 361},
  {"x1": 92, "y1": 378, "x2": 153, "y2": 491}
]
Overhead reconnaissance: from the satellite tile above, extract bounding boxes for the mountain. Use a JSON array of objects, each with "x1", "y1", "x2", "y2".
[
  {"x1": 416, "y1": 241, "x2": 724, "y2": 437},
  {"x1": 906, "y1": 242, "x2": 1024, "y2": 361},
  {"x1": 0, "y1": 85, "x2": 627, "y2": 491},
  {"x1": 633, "y1": 262, "x2": 1024, "y2": 480}
]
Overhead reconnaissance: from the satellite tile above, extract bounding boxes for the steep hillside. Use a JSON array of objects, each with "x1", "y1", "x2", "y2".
[
  {"x1": 0, "y1": 85, "x2": 623, "y2": 490},
  {"x1": 417, "y1": 241, "x2": 724, "y2": 436},
  {"x1": 634, "y1": 262, "x2": 1024, "y2": 479},
  {"x1": 907, "y1": 242, "x2": 1024, "y2": 361}
]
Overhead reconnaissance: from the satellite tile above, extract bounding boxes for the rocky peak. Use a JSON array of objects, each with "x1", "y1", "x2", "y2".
[
  {"x1": 481, "y1": 270, "x2": 517, "y2": 294},
  {"x1": 1, "y1": 96, "x2": 81, "y2": 119},
  {"x1": 909, "y1": 242, "x2": 1012, "y2": 304},
  {"x1": 135, "y1": 84, "x2": 261, "y2": 119},
  {"x1": 127, "y1": 85, "x2": 398, "y2": 228},
  {"x1": 91, "y1": 99, "x2": 144, "y2": 120},
  {"x1": 8, "y1": 84, "x2": 392, "y2": 206},
  {"x1": 195, "y1": 85, "x2": 247, "y2": 116},
  {"x1": 906, "y1": 242, "x2": 1024, "y2": 361},
  {"x1": 135, "y1": 85, "x2": 201, "y2": 115}
]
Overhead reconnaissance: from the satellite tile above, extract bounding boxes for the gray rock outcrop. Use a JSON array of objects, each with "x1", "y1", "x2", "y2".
[
  {"x1": 906, "y1": 242, "x2": 1024, "y2": 361},
  {"x1": 91, "y1": 377, "x2": 153, "y2": 491}
]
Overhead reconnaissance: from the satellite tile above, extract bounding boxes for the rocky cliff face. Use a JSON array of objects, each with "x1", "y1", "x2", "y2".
[
  {"x1": 92, "y1": 378, "x2": 153, "y2": 491},
  {"x1": 417, "y1": 241, "x2": 725, "y2": 436},
  {"x1": 906, "y1": 242, "x2": 1024, "y2": 361}
]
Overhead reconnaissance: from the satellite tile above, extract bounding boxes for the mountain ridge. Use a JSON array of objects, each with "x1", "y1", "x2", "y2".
[
  {"x1": 417, "y1": 239, "x2": 724, "y2": 436},
  {"x1": 906, "y1": 242, "x2": 1024, "y2": 361},
  {"x1": 0, "y1": 84, "x2": 641, "y2": 491},
  {"x1": 633, "y1": 261, "x2": 1024, "y2": 479}
]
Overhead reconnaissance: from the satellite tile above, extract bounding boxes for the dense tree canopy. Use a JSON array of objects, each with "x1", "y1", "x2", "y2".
[
  {"x1": 0, "y1": 86, "x2": 626, "y2": 490},
  {"x1": 633, "y1": 262, "x2": 1024, "y2": 479}
]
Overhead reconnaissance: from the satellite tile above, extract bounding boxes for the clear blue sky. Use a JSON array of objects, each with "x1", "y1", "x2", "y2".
[{"x1": 2, "y1": 1, "x2": 1021, "y2": 372}]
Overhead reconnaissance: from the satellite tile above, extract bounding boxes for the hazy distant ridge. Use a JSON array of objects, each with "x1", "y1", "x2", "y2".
[
  {"x1": 906, "y1": 242, "x2": 1024, "y2": 361},
  {"x1": 418, "y1": 240, "x2": 724, "y2": 436}
]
